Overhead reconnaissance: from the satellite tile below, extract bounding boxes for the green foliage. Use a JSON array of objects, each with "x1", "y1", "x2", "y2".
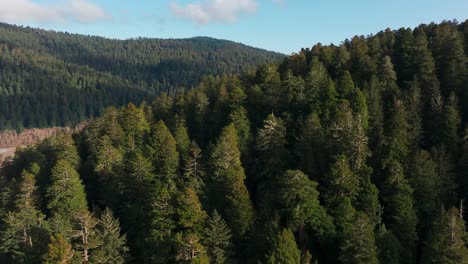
[
  {"x1": 276, "y1": 170, "x2": 335, "y2": 242},
  {"x1": 208, "y1": 124, "x2": 254, "y2": 239},
  {"x1": 267, "y1": 229, "x2": 301, "y2": 264},
  {"x1": 91, "y1": 208, "x2": 128, "y2": 264},
  {"x1": 421, "y1": 208, "x2": 468, "y2": 264},
  {"x1": 339, "y1": 212, "x2": 379, "y2": 264},
  {"x1": 46, "y1": 160, "x2": 87, "y2": 234},
  {"x1": 149, "y1": 120, "x2": 180, "y2": 188},
  {"x1": 0, "y1": 171, "x2": 48, "y2": 263},
  {"x1": 43, "y1": 234, "x2": 74, "y2": 264},
  {"x1": 0, "y1": 23, "x2": 284, "y2": 130},
  {"x1": 1, "y1": 19, "x2": 468, "y2": 264},
  {"x1": 204, "y1": 210, "x2": 232, "y2": 264}
]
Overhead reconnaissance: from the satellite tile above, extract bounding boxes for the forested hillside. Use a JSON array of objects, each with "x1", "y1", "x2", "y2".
[
  {"x1": 1, "y1": 20, "x2": 468, "y2": 263},
  {"x1": 0, "y1": 23, "x2": 284, "y2": 130}
]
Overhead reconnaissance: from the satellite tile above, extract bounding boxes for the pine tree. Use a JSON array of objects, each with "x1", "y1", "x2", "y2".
[
  {"x1": 208, "y1": 124, "x2": 254, "y2": 239},
  {"x1": 421, "y1": 208, "x2": 468, "y2": 264},
  {"x1": 442, "y1": 93, "x2": 461, "y2": 153},
  {"x1": 204, "y1": 210, "x2": 232, "y2": 264},
  {"x1": 255, "y1": 114, "x2": 288, "y2": 182},
  {"x1": 431, "y1": 145, "x2": 458, "y2": 208},
  {"x1": 407, "y1": 150, "x2": 439, "y2": 226},
  {"x1": 326, "y1": 154, "x2": 360, "y2": 202},
  {"x1": 276, "y1": 170, "x2": 335, "y2": 243},
  {"x1": 339, "y1": 212, "x2": 379, "y2": 264},
  {"x1": 182, "y1": 141, "x2": 204, "y2": 193},
  {"x1": 149, "y1": 120, "x2": 180, "y2": 188},
  {"x1": 329, "y1": 102, "x2": 369, "y2": 172},
  {"x1": 46, "y1": 160, "x2": 87, "y2": 236},
  {"x1": 0, "y1": 171, "x2": 48, "y2": 263},
  {"x1": 229, "y1": 107, "x2": 253, "y2": 159},
  {"x1": 267, "y1": 228, "x2": 301, "y2": 264},
  {"x1": 356, "y1": 174, "x2": 383, "y2": 229},
  {"x1": 175, "y1": 188, "x2": 207, "y2": 234},
  {"x1": 120, "y1": 103, "x2": 150, "y2": 151},
  {"x1": 175, "y1": 233, "x2": 209, "y2": 263},
  {"x1": 43, "y1": 234, "x2": 74, "y2": 264},
  {"x1": 45, "y1": 134, "x2": 81, "y2": 170},
  {"x1": 71, "y1": 209, "x2": 100, "y2": 264},
  {"x1": 381, "y1": 161, "x2": 418, "y2": 264},
  {"x1": 91, "y1": 208, "x2": 128, "y2": 264},
  {"x1": 146, "y1": 187, "x2": 175, "y2": 263},
  {"x1": 295, "y1": 112, "x2": 327, "y2": 178},
  {"x1": 337, "y1": 71, "x2": 355, "y2": 99},
  {"x1": 376, "y1": 225, "x2": 401, "y2": 264},
  {"x1": 174, "y1": 117, "x2": 191, "y2": 158}
]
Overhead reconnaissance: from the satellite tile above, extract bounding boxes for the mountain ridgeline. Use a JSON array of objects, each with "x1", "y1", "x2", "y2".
[
  {"x1": 1, "y1": 20, "x2": 468, "y2": 263},
  {"x1": 0, "y1": 23, "x2": 285, "y2": 130}
]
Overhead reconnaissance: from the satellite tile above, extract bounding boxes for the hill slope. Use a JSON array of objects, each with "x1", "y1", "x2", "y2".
[
  {"x1": 0, "y1": 23, "x2": 285, "y2": 130},
  {"x1": 1, "y1": 20, "x2": 468, "y2": 264}
]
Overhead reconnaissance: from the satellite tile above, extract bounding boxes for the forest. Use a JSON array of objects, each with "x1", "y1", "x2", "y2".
[
  {"x1": 0, "y1": 19, "x2": 468, "y2": 263},
  {"x1": 0, "y1": 23, "x2": 284, "y2": 130}
]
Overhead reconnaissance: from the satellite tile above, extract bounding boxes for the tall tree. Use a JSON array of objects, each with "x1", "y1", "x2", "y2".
[
  {"x1": 0, "y1": 171, "x2": 48, "y2": 263},
  {"x1": 149, "y1": 120, "x2": 180, "y2": 188},
  {"x1": 46, "y1": 160, "x2": 88, "y2": 236},
  {"x1": 421, "y1": 208, "x2": 468, "y2": 264},
  {"x1": 204, "y1": 210, "x2": 232, "y2": 264},
  {"x1": 267, "y1": 229, "x2": 301, "y2": 264},
  {"x1": 339, "y1": 212, "x2": 379, "y2": 264},
  {"x1": 208, "y1": 124, "x2": 254, "y2": 239},
  {"x1": 91, "y1": 208, "x2": 128, "y2": 264},
  {"x1": 43, "y1": 234, "x2": 74, "y2": 264}
]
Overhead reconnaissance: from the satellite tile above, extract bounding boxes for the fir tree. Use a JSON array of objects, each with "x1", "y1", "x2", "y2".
[
  {"x1": 91, "y1": 208, "x2": 128, "y2": 264},
  {"x1": 421, "y1": 208, "x2": 468, "y2": 264},
  {"x1": 204, "y1": 210, "x2": 232, "y2": 264},
  {"x1": 267, "y1": 229, "x2": 301, "y2": 264},
  {"x1": 208, "y1": 124, "x2": 254, "y2": 239},
  {"x1": 339, "y1": 212, "x2": 379, "y2": 264}
]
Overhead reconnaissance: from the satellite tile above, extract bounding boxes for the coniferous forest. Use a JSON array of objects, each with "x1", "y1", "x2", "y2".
[
  {"x1": 0, "y1": 23, "x2": 284, "y2": 130},
  {"x1": 1, "y1": 20, "x2": 468, "y2": 263}
]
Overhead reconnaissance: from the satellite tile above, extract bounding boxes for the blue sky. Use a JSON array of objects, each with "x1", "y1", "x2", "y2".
[{"x1": 0, "y1": 0, "x2": 467, "y2": 54}]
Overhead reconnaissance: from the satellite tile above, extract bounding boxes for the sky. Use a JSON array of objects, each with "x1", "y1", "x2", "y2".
[{"x1": 0, "y1": 0, "x2": 467, "y2": 54}]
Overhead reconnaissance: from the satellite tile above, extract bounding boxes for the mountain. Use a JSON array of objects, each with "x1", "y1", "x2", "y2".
[
  {"x1": 0, "y1": 23, "x2": 285, "y2": 130},
  {"x1": 1, "y1": 20, "x2": 468, "y2": 264}
]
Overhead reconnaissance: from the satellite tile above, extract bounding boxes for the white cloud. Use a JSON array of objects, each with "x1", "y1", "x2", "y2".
[
  {"x1": 170, "y1": 0, "x2": 258, "y2": 24},
  {"x1": 0, "y1": 0, "x2": 109, "y2": 24}
]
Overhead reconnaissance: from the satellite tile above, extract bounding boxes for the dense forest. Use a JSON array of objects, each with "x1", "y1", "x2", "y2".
[
  {"x1": 1, "y1": 20, "x2": 468, "y2": 263},
  {"x1": 0, "y1": 23, "x2": 284, "y2": 130}
]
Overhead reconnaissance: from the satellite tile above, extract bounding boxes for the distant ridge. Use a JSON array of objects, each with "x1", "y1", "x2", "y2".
[{"x1": 0, "y1": 23, "x2": 285, "y2": 130}]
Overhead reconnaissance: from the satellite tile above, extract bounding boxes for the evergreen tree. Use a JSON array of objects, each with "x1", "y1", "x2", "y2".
[
  {"x1": 376, "y1": 225, "x2": 402, "y2": 264},
  {"x1": 71, "y1": 209, "x2": 100, "y2": 264},
  {"x1": 208, "y1": 124, "x2": 254, "y2": 239},
  {"x1": 255, "y1": 114, "x2": 289, "y2": 182},
  {"x1": 407, "y1": 150, "x2": 440, "y2": 226},
  {"x1": 229, "y1": 107, "x2": 253, "y2": 159},
  {"x1": 46, "y1": 160, "x2": 88, "y2": 236},
  {"x1": 421, "y1": 208, "x2": 468, "y2": 264},
  {"x1": 0, "y1": 171, "x2": 48, "y2": 263},
  {"x1": 174, "y1": 117, "x2": 191, "y2": 158},
  {"x1": 295, "y1": 112, "x2": 327, "y2": 178},
  {"x1": 120, "y1": 103, "x2": 150, "y2": 151},
  {"x1": 441, "y1": 93, "x2": 462, "y2": 153},
  {"x1": 149, "y1": 120, "x2": 180, "y2": 188},
  {"x1": 275, "y1": 170, "x2": 335, "y2": 244},
  {"x1": 381, "y1": 161, "x2": 418, "y2": 264},
  {"x1": 204, "y1": 210, "x2": 232, "y2": 264},
  {"x1": 339, "y1": 212, "x2": 379, "y2": 264},
  {"x1": 91, "y1": 208, "x2": 128, "y2": 264},
  {"x1": 43, "y1": 234, "x2": 74, "y2": 264},
  {"x1": 267, "y1": 229, "x2": 301, "y2": 264}
]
